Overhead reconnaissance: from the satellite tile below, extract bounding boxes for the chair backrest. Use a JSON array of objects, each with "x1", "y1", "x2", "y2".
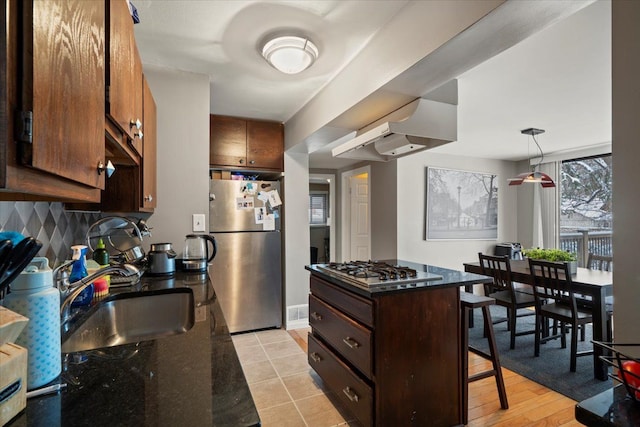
[
  {"x1": 586, "y1": 253, "x2": 613, "y2": 272},
  {"x1": 527, "y1": 258, "x2": 578, "y2": 314},
  {"x1": 478, "y1": 252, "x2": 515, "y2": 296}
]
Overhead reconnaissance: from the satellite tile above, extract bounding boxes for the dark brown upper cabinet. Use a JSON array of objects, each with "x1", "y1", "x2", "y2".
[{"x1": 210, "y1": 115, "x2": 283, "y2": 172}]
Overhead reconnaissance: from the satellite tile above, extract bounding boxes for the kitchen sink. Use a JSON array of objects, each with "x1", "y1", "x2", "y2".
[{"x1": 61, "y1": 288, "x2": 195, "y2": 353}]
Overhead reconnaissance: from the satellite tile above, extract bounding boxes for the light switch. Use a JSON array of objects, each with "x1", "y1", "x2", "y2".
[{"x1": 192, "y1": 214, "x2": 206, "y2": 232}]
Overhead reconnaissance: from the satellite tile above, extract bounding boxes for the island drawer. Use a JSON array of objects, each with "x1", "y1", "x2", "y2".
[
  {"x1": 310, "y1": 276, "x2": 373, "y2": 327},
  {"x1": 308, "y1": 334, "x2": 373, "y2": 427},
  {"x1": 309, "y1": 295, "x2": 372, "y2": 379}
]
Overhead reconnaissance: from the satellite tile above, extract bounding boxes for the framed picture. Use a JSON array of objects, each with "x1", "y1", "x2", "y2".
[{"x1": 426, "y1": 167, "x2": 498, "y2": 240}]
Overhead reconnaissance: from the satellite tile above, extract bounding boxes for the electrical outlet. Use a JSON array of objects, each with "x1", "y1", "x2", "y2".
[{"x1": 192, "y1": 214, "x2": 206, "y2": 232}]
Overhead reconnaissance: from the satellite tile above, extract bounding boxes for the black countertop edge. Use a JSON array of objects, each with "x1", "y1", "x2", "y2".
[
  {"x1": 8, "y1": 271, "x2": 261, "y2": 427},
  {"x1": 306, "y1": 259, "x2": 493, "y2": 297},
  {"x1": 575, "y1": 385, "x2": 640, "y2": 427}
]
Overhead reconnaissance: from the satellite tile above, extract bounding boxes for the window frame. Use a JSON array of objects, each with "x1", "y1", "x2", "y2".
[{"x1": 309, "y1": 191, "x2": 329, "y2": 226}]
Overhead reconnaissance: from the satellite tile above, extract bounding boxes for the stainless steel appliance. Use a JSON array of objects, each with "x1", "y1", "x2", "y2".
[
  {"x1": 316, "y1": 260, "x2": 443, "y2": 291},
  {"x1": 209, "y1": 179, "x2": 282, "y2": 333},
  {"x1": 181, "y1": 234, "x2": 217, "y2": 272},
  {"x1": 147, "y1": 243, "x2": 177, "y2": 276}
]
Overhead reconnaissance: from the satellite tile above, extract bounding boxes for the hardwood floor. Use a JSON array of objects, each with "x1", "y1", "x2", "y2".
[{"x1": 288, "y1": 328, "x2": 582, "y2": 426}]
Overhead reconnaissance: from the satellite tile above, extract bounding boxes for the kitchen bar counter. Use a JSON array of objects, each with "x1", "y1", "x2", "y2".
[
  {"x1": 306, "y1": 260, "x2": 493, "y2": 426},
  {"x1": 576, "y1": 385, "x2": 640, "y2": 426},
  {"x1": 306, "y1": 259, "x2": 493, "y2": 296},
  {"x1": 8, "y1": 272, "x2": 260, "y2": 427}
]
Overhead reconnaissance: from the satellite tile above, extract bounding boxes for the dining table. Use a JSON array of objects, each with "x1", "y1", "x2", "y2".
[{"x1": 463, "y1": 259, "x2": 613, "y2": 381}]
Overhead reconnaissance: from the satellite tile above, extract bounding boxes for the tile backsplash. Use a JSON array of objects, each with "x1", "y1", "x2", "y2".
[{"x1": 0, "y1": 201, "x2": 102, "y2": 267}]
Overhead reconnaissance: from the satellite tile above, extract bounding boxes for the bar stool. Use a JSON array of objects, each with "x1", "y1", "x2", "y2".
[{"x1": 460, "y1": 291, "x2": 509, "y2": 425}]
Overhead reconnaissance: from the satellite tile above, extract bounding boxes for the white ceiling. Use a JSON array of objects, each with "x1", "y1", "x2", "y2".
[
  {"x1": 132, "y1": 0, "x2": 610, "y2": 169},
  {"x1": 133, "y1": 0, "x2": 408, "y2": 121}
]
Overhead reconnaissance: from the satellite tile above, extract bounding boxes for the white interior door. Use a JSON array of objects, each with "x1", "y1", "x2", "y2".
[
  {"x1": 347, "y1": 171, "x2": 370, "y2": 261},
  {"x1": 350, "y1": 173, "x2": 370, "y2": 260}
]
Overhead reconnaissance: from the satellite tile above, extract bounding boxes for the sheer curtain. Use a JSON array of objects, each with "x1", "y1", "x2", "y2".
[{"x1": 532, "y1": 162, "x2": 560, "y2": 248}]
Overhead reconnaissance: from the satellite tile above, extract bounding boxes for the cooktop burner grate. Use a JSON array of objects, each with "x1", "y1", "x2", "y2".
[{"x1": 318, "y1": 261, "x2": 442, "y2": 289}]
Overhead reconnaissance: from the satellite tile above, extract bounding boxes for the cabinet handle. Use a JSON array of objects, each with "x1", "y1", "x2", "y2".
[
  {"x1": 144, "y1": 194, "x2": 153, "y2": 202},
  {"x1": 311, "y1": 311, "x2": 323, "y2": 321},
  {"x1": 249, "y1": 160, "x2": 255, "y2": 164},
  {"x1": 130, "y1": 119, "x2": 142, "y2": 130},
  {"x1": 134, "y1": 130, "x2": 143, "y2": 140},
  {"x1": 239, "y1": 159, "x2": 244, "y2": 164},
  {"x1": 310, "y1": 352, "x2": 322, "y2": 363},
  {"x1": 342, "y1": 337, "x2": 360, "y2": 349},
  {"x1": 97, "y1": 160, "x2": 115, "y2": 178},
  {"x1": 342, "y1": 386, "x2": 360, "y2": 402}
]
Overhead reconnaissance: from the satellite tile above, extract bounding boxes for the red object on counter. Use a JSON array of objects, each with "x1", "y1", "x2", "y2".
[{"x1": 618, "y1": 360, "x2": 640, "y2": 399}]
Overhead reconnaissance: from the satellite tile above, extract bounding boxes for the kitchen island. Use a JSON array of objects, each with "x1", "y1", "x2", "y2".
[
  {"x1": 305, "y1": 260, "x2": 493, "y2": 427},
  {"x1": 7, "y1": 272, "x2": 259, "y2": 427}
]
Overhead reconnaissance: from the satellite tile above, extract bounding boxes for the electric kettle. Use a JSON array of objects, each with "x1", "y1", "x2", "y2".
[{"x1": 181, "y1": 234, "x2": 217, "y2": 272}]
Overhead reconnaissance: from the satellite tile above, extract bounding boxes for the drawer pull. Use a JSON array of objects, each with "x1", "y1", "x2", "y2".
[
  {"x1": 311, "y1": 311, "x2": 323, "y2": 321},
  {"x1": 310, "y1": 352, "x2": 322, "y2": 363},
  {"x1": 342, "y1": 337, "x2": 360, "y2": 349},
  {"x1": 342, "y1": 386, "x2": 360, "y2": 402}
]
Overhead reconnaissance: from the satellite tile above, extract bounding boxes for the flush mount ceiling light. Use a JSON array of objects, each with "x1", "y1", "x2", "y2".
[
  {"x1": 508, "y1": 128, "x2": 556, "y2": 188},
  {"x1": 261, "y1": 35, "x2": 318, "y2": 74}
]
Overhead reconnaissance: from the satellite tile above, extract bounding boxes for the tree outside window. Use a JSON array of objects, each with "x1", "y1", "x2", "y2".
[{"x1": 560, "y1": 154, "x2": 612, "y2": 260}]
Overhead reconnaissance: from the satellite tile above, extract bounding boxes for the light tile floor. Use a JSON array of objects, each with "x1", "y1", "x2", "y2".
[{"x1": 232, "y1": 328, "x2": 359, "y2": 427}]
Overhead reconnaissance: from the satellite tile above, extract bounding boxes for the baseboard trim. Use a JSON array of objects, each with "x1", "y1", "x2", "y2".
[{"x1": 286, "y1": 318, "x2": 309, "y2": 330}]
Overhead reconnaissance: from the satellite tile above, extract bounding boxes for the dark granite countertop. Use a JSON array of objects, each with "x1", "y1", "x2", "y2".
[
  {"x1": 576, "y1": 385, "x2": 640, "y2": 427},
  {"x1": 8, "y1": 271, "x2": 260, "y2": 427},
  {"x1": 305, "y1": 259, "x2": 493, "y2": 297}
]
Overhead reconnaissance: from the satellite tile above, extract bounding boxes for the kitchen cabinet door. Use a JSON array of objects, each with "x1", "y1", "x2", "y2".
[
  {"x1": 141, "y1": 75, "x2": 157, "y2": 211},
  {"x1": 247, "y1": 120, "x2": 284, "y2": 170},
  {"x1": 18, "y1": 0, "x2": 106, "y2": 190},
  {"x1": 106, "y1": 0, "x2": 143, "y2": 144},
  {"x1": 209, "y1": 115, "x2": 247, "y2": 167},
  {"x1": 209, "y1": 115, "x2": 284, "y2": 171}
]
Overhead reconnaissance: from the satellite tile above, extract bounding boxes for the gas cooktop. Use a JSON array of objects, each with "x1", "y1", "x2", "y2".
[{"x1": 316, "y1": 261, "x2": 443, "y2": 290}]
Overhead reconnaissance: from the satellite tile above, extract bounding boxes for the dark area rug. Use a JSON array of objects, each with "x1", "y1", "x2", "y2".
[{"x1": 468, "y1": 306, "x2": 614, "y2": 402}]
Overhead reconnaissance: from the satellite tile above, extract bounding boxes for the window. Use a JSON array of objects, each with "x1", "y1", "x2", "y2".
[
  {"x1": 560, "y1": 154, "x2": 612, "y2": 262},
  {"x1": 309, "y1": 192, "x2": 328, "y2": 225}
]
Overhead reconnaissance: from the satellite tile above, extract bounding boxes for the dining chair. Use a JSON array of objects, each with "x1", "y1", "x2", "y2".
[
  {"x1": 528, "y1": 258, "x2": 594, "y2": 372},
  {"x1": 478, "y1": 253, "x2": 536, "y2": 350},
  {"x1": 586, "y1": 253, "x2": 614, "y2": 342},
  {"x1": 586, "y1": 253, "x2": 613, "y2": 272}
]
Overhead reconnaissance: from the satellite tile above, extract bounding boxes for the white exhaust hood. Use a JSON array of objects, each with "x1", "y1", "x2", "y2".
[{"x1": 331, "y1": 97, "x2": 457, "y2": 161}]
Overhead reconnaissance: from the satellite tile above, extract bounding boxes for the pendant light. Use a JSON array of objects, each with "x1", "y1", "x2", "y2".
[{"x1": 508, "y1": 128, "x2": 556, "y2": 188}]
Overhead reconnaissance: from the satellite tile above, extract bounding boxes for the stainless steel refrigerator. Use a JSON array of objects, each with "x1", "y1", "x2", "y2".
[{"x1": 209, "y1": 179, "x2": 282, "y2": 333}]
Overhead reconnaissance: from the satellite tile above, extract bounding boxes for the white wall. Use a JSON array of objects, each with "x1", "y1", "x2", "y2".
[
  {"x1": 611, "y1": 1, "x2": 640, "y2": 349},
  {"x1": 142, "y1": 66, "x2": 210, "y2": 253},
  {"x1": 371, "y1": 161, "x2": 398, "y2": 260},
  {"x1": 283, "y1": 152, "x2": 310, "y2": 318},
  {"x1": 397, "y1": 151, "x2": 518, "y2": 270}
]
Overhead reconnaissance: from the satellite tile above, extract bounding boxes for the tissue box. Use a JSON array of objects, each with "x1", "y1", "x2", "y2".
[{"x1": 0, "y1": 342, "x2": 27, "y2": 426}]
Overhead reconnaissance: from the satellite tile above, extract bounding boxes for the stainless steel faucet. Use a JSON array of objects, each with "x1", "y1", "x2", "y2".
[{"x1": 58, "y1": 264, "x2": 140, "y2": 323}]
